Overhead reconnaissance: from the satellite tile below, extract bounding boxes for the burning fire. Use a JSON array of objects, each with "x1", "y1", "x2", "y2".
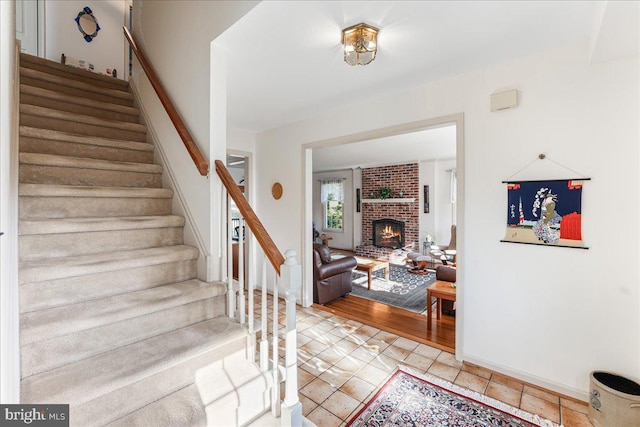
[{"x1": 380, "y1": 225, "x2": 401, "y2": 239}]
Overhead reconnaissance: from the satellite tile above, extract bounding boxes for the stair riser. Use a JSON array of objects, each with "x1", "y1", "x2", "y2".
[
  {"x1": 21, "y1": 296, "x2": 225, "y2": 378},
  {"x1": 21, "y1": 93, "x2": 139, "y2": 123},
  {"x1": 22, "y1": 280, "x2": 216, "y2": 345},
  {"x1": 21, "y1": 59, "x2": 129, "y2": 92},
  {"x1": 20, "y1": 227, "x2": 184, "y2": 261},
  {"x1": 20, "y1": 260, "x2": 196, "y2": 313},
  {"x1": 20, "y1": 137, "x2": 155, "y2": 164},
  {"x1": 69, "y1": 337, "x2": 246, "y2": 426},
  {"x1": 20, "y1": 114, "x2": 147, "y2": 142},
  {"x1": 19, "y1": 196, "x2": 172, "y2": 219},
  {"x1": 20, "y1": 164, "x2": 162, "y2": 188},
  {"x1": 21, "y1": 75, "x2": 134, "y2": 107}
]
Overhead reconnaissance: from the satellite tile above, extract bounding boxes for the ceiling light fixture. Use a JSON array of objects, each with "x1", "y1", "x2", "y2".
[{"x1": 342, "y1": 23, "x2": 379, "y2": 66}]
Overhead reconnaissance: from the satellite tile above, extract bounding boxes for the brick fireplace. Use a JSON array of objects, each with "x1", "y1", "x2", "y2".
[{"x1": 356, "y1": 163, "x2": 419, "y2": 260}]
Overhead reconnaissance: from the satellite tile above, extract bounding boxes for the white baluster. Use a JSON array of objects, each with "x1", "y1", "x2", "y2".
[
  {"x1": 220, "y1": 187, "x2": 227, "y2": 280},
  {"x1": 259, "y1": 256, "x2": 268, "y2": 371},
  {"x1": 238, "y1": 218, "x2": 245, "y2": 325},
  {"x1": 227, "y1": 195, "x2": 235, "y2": 319},
  {"x1": 246, "y1": 226, "x2": 255, "y2": 361},
  {"x1": 271, "y1": 272, "x2": 280, "y2": 418},
  {"x1": 280, "y1": 250, "x2": 302, "y2": 426}
]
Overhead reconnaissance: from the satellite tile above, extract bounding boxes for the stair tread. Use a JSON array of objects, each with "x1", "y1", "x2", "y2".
[
  {"x1": 20, "y1": 245, "x2": 199, "y2": 284},
  {"x1": 107, "y1": 385, "x2": 206, "y2": 427},
  {"x1": 20, "y1": 215, "x2": 185, "y2": 235},
  {"x1": 20, "y1": 85, "x2": 139, "y2": 117},
  {"x1": 19, "y1": 183, "x2": 173, "y2": 198},
  {"x1": 20, "y1": 104, "x2": 146, "y2": 133},
  {"x1": 20, "y1": 153, "x2": 162, "y2": 174},
  {"x1": 22, "y1": 317, "x2": 246, "y2": 407},
  {"x1": 21, "y1": 279, "x2": 226, "y2": 344},
  {"x1": 20, "y1": 53, "x2": 129, "y2": 89},
  {"x1": 20, "y1": 127, "x2": 154, "y2": 153},
  {"x1": 20, "y1": 67, "x2": 133, "y2": 100}
]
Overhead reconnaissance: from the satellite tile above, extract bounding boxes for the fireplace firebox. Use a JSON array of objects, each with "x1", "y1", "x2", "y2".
[{"x1": 373, "y1": 218, "x2": 405, "y2": 249}]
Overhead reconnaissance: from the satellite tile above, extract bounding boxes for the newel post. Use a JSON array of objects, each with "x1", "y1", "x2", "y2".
[{"x1": 280, "y1": 250, "x2": 302, "y2": 426}]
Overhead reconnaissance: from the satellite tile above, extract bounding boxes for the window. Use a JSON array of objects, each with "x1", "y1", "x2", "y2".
[{"x1": 320, "y1": 178, "x2": 344, "y2": 231}]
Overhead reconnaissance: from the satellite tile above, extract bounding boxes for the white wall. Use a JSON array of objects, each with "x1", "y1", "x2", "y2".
[
  {"x1": 312, "y1": 170, "x2": 353, "y2": 250},
  {"x1": 353, "y1": 168, "x2": 362, "y2": 247},
  {"x1": 0, "y1": 0, "x2": 20, "y2": 402},
  {"x1": 44, "y1": 0, "x2": 127, "y2": 77},
  {"x1": 131, "y1": 0, "x2": 259, "y2": 280},
  {"x1": 255, "y1": 41, "x2": 640, "y2": 399},
  {"x1": 434, "y1": 159, "x2": 456, "y2": 245},
  {"x1": 419, "y1": 161, "x2": 436, "y2": 248}
]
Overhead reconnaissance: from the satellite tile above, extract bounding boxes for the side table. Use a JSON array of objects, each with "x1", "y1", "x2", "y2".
[{"x1": 426, "y1": 281, "x2": 456, "y2": 329}]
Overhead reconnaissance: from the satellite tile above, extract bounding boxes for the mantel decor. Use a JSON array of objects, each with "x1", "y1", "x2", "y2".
[{"x1": 362, "y1": 198, "x2": 415, "y2": 204}]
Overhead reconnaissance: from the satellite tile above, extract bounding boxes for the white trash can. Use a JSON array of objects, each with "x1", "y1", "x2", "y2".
[{"x1": 589, "y1": 371, "x2": 640, "y2": 427}]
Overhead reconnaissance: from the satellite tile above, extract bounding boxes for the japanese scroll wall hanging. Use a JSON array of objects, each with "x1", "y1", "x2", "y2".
[{"x1": 502, "y1": 179, "x2": 587, "y2": 249}]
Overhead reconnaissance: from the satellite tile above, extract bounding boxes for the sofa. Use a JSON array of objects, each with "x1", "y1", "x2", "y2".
[{"x1": 312, "y1": 244, "x2": 357, "y2": 304}]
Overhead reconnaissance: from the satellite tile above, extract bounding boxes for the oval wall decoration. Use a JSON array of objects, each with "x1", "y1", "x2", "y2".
[{"x1": 272, "y1": 182, "x2": 283, "y2": 200}]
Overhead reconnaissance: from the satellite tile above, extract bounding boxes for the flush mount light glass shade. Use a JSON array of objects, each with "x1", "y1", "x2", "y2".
[{"x1": 342, "y1": 23, "x2": 379, "y2": 66}]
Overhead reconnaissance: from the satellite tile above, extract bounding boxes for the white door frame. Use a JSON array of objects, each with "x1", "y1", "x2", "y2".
[{"x1": 301, "y1": 113, "x2": 465, "y2": 359}]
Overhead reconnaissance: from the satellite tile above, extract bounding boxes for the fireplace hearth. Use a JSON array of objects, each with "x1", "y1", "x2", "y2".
[{"x1": 373, "y1": 218, "x2": 405, "y2": 249}]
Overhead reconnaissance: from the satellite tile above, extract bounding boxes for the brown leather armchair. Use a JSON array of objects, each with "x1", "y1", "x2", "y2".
[{"x1": 312, "y1": 244, "x2": 357, "y2": 304}]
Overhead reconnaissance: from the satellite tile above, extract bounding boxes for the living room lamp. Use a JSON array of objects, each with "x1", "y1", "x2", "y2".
[{"x1": 342, "y1": 23, "x2": 379, "y2": 66}]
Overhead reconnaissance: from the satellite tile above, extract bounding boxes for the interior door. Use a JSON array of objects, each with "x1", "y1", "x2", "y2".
[{"x1": 15, "y1": 0, "x2": 38, "y2": 55}]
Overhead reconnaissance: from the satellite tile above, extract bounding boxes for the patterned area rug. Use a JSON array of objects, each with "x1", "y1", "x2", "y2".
[
  {"x1": 350, "y1": 264, "x2": 435, "y2": 313},
  {"x1": 347, "y1": 367, "x2": 560, "y2": 427}
]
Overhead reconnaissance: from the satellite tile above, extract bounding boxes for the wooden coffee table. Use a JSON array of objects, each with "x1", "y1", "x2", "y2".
[{"x1": 354, "y1": 257, "x2": 390, "y2": 290}]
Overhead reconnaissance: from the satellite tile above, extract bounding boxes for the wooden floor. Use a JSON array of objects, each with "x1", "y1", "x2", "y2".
[{"x1": 315, "y1": 295, "x2": 456, "y2": 353}]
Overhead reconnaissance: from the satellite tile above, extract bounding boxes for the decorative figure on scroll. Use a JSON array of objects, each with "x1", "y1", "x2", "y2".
[{"x1": 532, "y1": 188, "x2": 561, "y2": 244}]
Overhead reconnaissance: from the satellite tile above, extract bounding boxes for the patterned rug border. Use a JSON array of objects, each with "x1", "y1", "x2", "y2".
[{"x1": 347, "y1": 365, "x2": 562, "y2": 427}]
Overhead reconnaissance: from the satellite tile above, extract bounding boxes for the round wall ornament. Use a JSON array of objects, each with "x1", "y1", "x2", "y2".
[{"x1": 272, "y1": 182, "x2": 283, "y2": 200}]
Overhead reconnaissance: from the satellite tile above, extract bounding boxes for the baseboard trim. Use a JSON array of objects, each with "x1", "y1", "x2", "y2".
[{"x1": 461, "y1": 354, "x2": 589, "y2": 403}]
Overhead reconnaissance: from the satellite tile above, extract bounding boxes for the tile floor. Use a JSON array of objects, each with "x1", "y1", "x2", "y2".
[{"x1": 256, "y1": 300, "x2": 593, "y2": 427}]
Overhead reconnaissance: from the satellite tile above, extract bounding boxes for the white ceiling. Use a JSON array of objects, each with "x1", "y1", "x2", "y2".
[
  {"x1": 312, "y1": 125, "x2": 456, "y2": 172},
  {"x1": 214, "y1": 1, "x2": 599, "y2": 133}
]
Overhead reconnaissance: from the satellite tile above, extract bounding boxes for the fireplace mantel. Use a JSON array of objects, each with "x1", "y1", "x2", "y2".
[{"x1": 362, "y1": 198, "x2": 415, "y2": 204}]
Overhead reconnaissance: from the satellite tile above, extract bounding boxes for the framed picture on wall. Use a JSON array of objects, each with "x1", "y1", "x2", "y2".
[
  {"x1": 356, "y1": 188, "x2": 361, "y2": 213},
  {"x1": 424, "y1": 185, "x2": 429, "y2": 213}
]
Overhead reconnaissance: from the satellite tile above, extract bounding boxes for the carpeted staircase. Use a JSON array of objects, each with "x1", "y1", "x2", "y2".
[{"x1": 17, "y1": 53, "x2": 250, "y2": 426}]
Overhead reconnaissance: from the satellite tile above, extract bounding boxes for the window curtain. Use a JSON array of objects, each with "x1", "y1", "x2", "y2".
[
  {"x1": 320, "y1": 178, "x2": 345, "y2": 203},
  {"x1": 449, "y1": 169, "x2": 457, "y2": 204}
]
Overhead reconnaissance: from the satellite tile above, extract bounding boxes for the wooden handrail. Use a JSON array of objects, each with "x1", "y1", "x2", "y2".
[
  {"x1": 123, "y1": 26, "x2": 209, "y2": 176},
  {"x1": 215, "y1": 160, "x2": 285, "y2": 275}
]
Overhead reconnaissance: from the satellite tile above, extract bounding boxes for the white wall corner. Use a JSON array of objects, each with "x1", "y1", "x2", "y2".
[
  {"x1": 0, "y1": 1, "x2": 21, "y2": 402},
  {"x1": 589, "y1": 1, "x2": 640, "y2": 64},
  {"x1": 209, "y1": 43, "x2": 228, "y2": 282}
]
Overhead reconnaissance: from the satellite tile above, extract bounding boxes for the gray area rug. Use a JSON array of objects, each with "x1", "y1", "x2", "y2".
[{"x1": 351, "y1": 264, "x2": 435, "y2": 313}]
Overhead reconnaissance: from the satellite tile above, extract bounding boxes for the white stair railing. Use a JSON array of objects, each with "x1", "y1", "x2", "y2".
[
  {"x1": 217, "y1": 160, "x2": 301, "y2": 426},
  {"x1": 280, "y1": 250, "x2": 302, "y2": 425}
]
